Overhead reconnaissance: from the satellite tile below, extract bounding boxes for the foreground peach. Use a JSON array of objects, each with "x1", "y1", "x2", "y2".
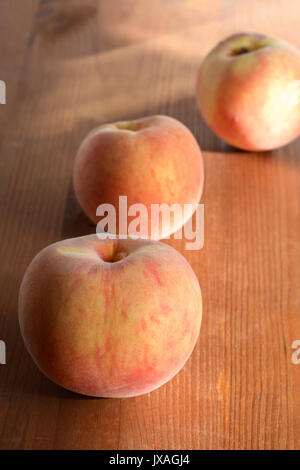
[
  {"x1": 196, "y1": 32, "x2": 300, "y2": 151},
  {"x1": 19, "y1": 235, "x2": 202, "y2": 398},
  {"x1": 73, "y1": 115, "x2": 204, "y2": 239}
]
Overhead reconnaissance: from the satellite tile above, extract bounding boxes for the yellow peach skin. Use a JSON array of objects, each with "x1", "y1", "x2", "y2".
[
  {"x1": 18, "y1": 235, "x2": 202, "y2": 398},
  {"x1": 196, "y1": 32, "x2": 300, "y2": 151},
  {"x1": 73, "y1": 115, "x2": 204, "y2": 239}
]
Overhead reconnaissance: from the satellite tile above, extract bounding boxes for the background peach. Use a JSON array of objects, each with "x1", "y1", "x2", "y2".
[
  {"x1": 196, "y1": 32, "x2": 300, "y2": 151},
  {"x1": 73, "y1": 115, "x2": 204, "y2": 239}
]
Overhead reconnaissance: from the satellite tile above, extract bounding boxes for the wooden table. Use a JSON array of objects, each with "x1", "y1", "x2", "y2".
[{"x1": 0, "y1": 0, "x2": 299, "y2": 450}]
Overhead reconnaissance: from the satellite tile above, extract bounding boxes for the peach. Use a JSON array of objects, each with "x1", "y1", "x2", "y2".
[
  {"x1": 196, "y1": 32, "x2": 300, "y2": 151},
  {"x1": 18, "y1": 235, "x2": 202, "y2": 398},
  {"x1": 73, "y1": 115, "x2": 204, "y2": 239}
]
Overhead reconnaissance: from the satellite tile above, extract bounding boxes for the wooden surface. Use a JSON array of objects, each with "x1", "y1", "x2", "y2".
[{"x1": 0, "y1": 0, "x2": 299, "y2": 450}]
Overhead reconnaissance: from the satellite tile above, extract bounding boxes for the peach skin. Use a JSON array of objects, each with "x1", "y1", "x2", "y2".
[
  {"x1": 73, "y1": 115, "x2": 204, "y2": 239},
  {"x1": 196, "y1": 32, "x2": 300, "y2": 151},
  {"x1": 18, "y1": 235, "x2": 202, "y2": 398}
]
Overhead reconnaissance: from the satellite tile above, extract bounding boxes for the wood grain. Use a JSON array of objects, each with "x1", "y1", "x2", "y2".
[{"x1": 0, "y1": 0, "x2": 299, "y2": 450}]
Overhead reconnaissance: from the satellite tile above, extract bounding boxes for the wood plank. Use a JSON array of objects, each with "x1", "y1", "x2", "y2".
[{"x1": 0, "y1": 0, "x2": 299, "y2": 449}]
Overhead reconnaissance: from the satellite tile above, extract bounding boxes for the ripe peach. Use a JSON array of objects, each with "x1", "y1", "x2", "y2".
[
  {"x1": 73, "y1": 115, "x2": 204, "y2": 239},
  {"x1": 196, "y1": 32, "x2": 300, "y2": 151},
  {"x1": 19, "y1": 235, "x2": 202, "y2": 398}
]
